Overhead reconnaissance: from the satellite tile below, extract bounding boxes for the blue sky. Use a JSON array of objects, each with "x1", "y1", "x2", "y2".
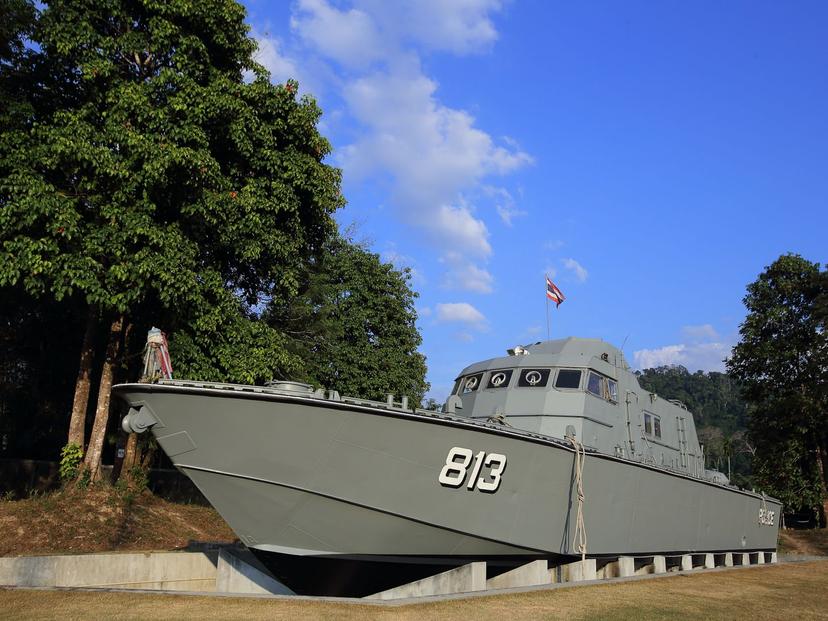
[{"x1": 243, "y1": 0, "x2": 828, "y2": 400}]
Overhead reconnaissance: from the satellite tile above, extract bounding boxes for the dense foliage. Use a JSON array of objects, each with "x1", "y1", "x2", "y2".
[
  {"x1": 0, "y1": 1, "x2": 428, "y2": 475},
  {"x1": 727, "y1": 254, "x2": 827, "y2": 523},
  {"x1": 267, "y1": 235, "x2": 429, "y2": 405}
]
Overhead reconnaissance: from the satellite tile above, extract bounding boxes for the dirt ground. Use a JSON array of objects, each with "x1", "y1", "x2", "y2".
[
  {"x1": 778, "y1": 528, "x2": 828, "y2": 556},
  {"x1": 2, "y1": 560, "x2": 828, "y2": 621},
  {"x1": 0, "y1": 486, "x2": 235, "y2": 556}
]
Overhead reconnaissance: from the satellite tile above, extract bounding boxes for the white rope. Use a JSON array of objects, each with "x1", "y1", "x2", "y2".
[
  {"x1": 759, "y1": 492, "x2": 768, "y2": 525},
  {"x1": 568, "y1": 435, "x2": 588, "y2": 561}
]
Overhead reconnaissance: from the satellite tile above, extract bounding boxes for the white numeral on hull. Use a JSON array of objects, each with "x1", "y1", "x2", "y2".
[{"x1": 438, "y1": 446, "x2": 507, "y2": 493}]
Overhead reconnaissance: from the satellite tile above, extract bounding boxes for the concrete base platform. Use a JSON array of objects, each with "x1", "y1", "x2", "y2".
[
  {"x1": 1, "y1": 547, "x2": 784, "y2": 601},
  {"x1": 0, "y1": 547, "x2": 291, "y2": 595}
]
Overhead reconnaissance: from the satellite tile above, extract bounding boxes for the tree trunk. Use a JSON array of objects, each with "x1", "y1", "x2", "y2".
[
  {"x1": 83, "y1": 314, "x2": 124, "y2": 481},
  {"x1": 67, "y1": 308, "x2": 97, "y2": 449},
  {"x1": 816, "y1": 443, "x2": 828, "y2": 528},
  {"x1": 120, "y1": 433, "x2": 138, "y2": 476}
]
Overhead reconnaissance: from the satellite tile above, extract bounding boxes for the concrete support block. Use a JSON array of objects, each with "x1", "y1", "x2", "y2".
[
  {"x1": 653, "y1": 556, "x2": 667, "y2": 574},
  {"x1": 680, "y1": 555, "x2": 693, "y2": 571},
  {"x1": 755, "y1": 552, "x2": 765, "y2": 565},
  {"x1": 634, "y1": 558, "x2": 654, "y2": 576},
  {"x1": 367, "y1": 562, "x2": 486, "y2": 600},
  {"x1": 597, "y1": 560, "x2": 616, "y2": 579},
  {"x1": 216, "y1": 549, "x2": 294, "y2": 595},
  {"x1": 724, "y1": 553, "x2": 733, "y2": 567},
  {"x1": 620, "y1": 556, "x2": 636, "y2": 577},
  {"x1": 486, "y1": 560, "x2": 550, "y2": 590},
  {"x1": 562, "y1": 559, "x2": 597, "y2": 582},
  {"x1": 740, "y1": 553, "x2": 750, "y2": 566},
  {"x1": 704, "y1": 554, "x2": 715, "y2": 569},
  {"x1": 769, "y1": 552, "x2": 778, "y2": 564}
]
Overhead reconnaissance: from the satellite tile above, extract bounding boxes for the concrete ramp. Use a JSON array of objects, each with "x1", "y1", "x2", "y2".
[
  {"x1": 216, "y1": 548, "x2": 294, "y2": 595},
  {"x1": 366, "y1": 562, "x2": 486, "y2": 600}
]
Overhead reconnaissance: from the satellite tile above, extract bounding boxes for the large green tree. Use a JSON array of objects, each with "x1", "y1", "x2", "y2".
[
  {"x1": 268, "y1": 235, "x2": 429, "y2": 406},
  {"x1": 727, "y1": 254, "x2": 828, "y2": 523},
  {"x1": 0, "y1": 0, "x2": 343, "y2": 477}
]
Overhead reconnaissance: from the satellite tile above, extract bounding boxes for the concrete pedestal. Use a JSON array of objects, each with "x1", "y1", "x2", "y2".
[
  {"x1": 486, "y1": 560, "x2": 550, "y2": 590},
  {"x1": 367, "y1": 562, "x2": 486, "y2": 600}
]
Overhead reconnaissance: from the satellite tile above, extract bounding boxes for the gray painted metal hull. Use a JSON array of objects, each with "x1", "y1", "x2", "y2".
[{"x1": 113, "y1": 382, "x2": 779, "y2": 592}]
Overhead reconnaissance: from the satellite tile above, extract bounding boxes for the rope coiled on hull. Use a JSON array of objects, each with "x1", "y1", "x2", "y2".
[{"x1": 568, "y1": 435, "x2": 588, "y2": 562}]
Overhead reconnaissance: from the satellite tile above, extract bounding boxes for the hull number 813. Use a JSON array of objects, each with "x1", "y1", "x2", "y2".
[{"x1": 438, "y1": 446, "x2": 507, "y2": 493}]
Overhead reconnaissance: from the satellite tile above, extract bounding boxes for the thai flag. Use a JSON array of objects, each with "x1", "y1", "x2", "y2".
[{"x1": 546, "y1": 276, "x2": 565, "y2": 307}]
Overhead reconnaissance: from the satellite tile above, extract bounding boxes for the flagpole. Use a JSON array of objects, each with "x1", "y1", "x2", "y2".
[{"x1": 545, "y1": 277, "x2": 550, "y2": 341}]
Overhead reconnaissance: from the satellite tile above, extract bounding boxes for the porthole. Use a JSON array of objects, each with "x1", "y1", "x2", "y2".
[
  {"x1": 462, "y1": 374, "x2": 483, "y2": 394},
  {"x1": 486, "y1": 369, "x2": 513, "y2": 389},
  {"x1": 518, "y1": 368, "x2": 551, "y2": 388}
]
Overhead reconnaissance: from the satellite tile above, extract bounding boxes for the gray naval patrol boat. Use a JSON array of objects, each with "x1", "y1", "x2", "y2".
[{"x1": 114, "y1": 337, "x2": 780, "y2": 596}]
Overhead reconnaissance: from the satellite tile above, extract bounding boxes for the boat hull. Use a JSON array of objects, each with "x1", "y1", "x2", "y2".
[{"x1": 113, "y1": 383, "x2": 780, "y2": 596}]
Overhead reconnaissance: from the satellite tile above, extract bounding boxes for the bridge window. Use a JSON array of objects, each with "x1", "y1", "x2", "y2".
[
  {"x1": 518, "y1": 368, "x2": 551, "y2": 387},
  {"x1": 587, "y1": 371, "x2": 603, "y2": 396},
  {"x1": 486, "y1": 370, "x2": 513, "y2": 389},
  {"x1": 643, "y1": 412, "x2": 662, "y2": 438},
  {"x1": 555, "y1": 369, "x2": 582, "y2": 389},
  {"x1": 607, "y1": 379, "x2": 618, "y2": 402},
  {"x1": 461, "y1": 373, "x2": 484, "y2": 394}
]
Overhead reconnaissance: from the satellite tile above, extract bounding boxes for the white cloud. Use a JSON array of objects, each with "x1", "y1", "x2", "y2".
[
  {"x1": 633, "y1": 345, "x2": 686, "y2": 369},
  {"x1": 266, "y1": 1, "x2": 530, "y2": 292},
  {"x1": 397, "y1": 0, "x2": 502, "y2": 54},
  {"x1": 681, "y1": 324, "x2": 719, "y2": 342},
  {"x1": 440, "y1": 251, "x2": 494, "y2": 293},
  {"x1": 544, "y1": 239, "x2": 565, "y2": 251},
  {"x1": 291, "y1": 0, "x2": 386, "y2": 69},
  {"x1": 252, "y1": 35, "x2": 299, "y2": 83},
  {"x1": 455, "y1": 331, "x2": 475, "y2": 343},
  {"x1": 563, "y1": 258, "x2": 588, "y2": 282},
  {"x1": 346, "y1": 0, "x2": 503, "y2": 55},
  {"x1": 341, "y1": 65, "x2": 531, "y2": 221},
  {"x1": 633, "y1": 342, "x2": 732, "y2": 372},
  {"x1": 432, "y1": 204, "x2": 492, "y2": 258},
  {"x1": 436, "y1": 302, "x2": 487, "y2": 329},
  {"x1": 417, "y1": 306, "x2": 432, "y2": 318},
  {"x1": 486, "y1": 186, "x2": 526, "y2": 226}
]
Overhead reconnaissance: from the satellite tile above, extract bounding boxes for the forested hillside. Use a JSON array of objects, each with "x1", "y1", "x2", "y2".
[{"x1": 636, "y1": 366, "x2": 752, "y2": 486}]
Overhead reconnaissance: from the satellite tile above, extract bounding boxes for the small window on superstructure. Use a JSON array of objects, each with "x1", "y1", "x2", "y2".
[
  {"x1": 486, "y1": 370, "x2": 513, "y2": 389},
  {"x1": 587, "y1": 371, "x2": 603, "y2": 397},
  {"x1": 644, "y1": 412, "x2": 653, "y2": 435},
  {"x1": 653, "y1": 416, "x2": 662, "y2": 438},
  {"x1": 462, "y1": 373, "x2": 483, "y2": 394},
  {"x1": 518, "y1": 368, "x2": 551, "y2": 387},
  {"x1": 607, "y1": 379, "x2": 618, "y2": 402},
  {"x1": 555, "y1": 369, "x2": 582, "y2": 389}
]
